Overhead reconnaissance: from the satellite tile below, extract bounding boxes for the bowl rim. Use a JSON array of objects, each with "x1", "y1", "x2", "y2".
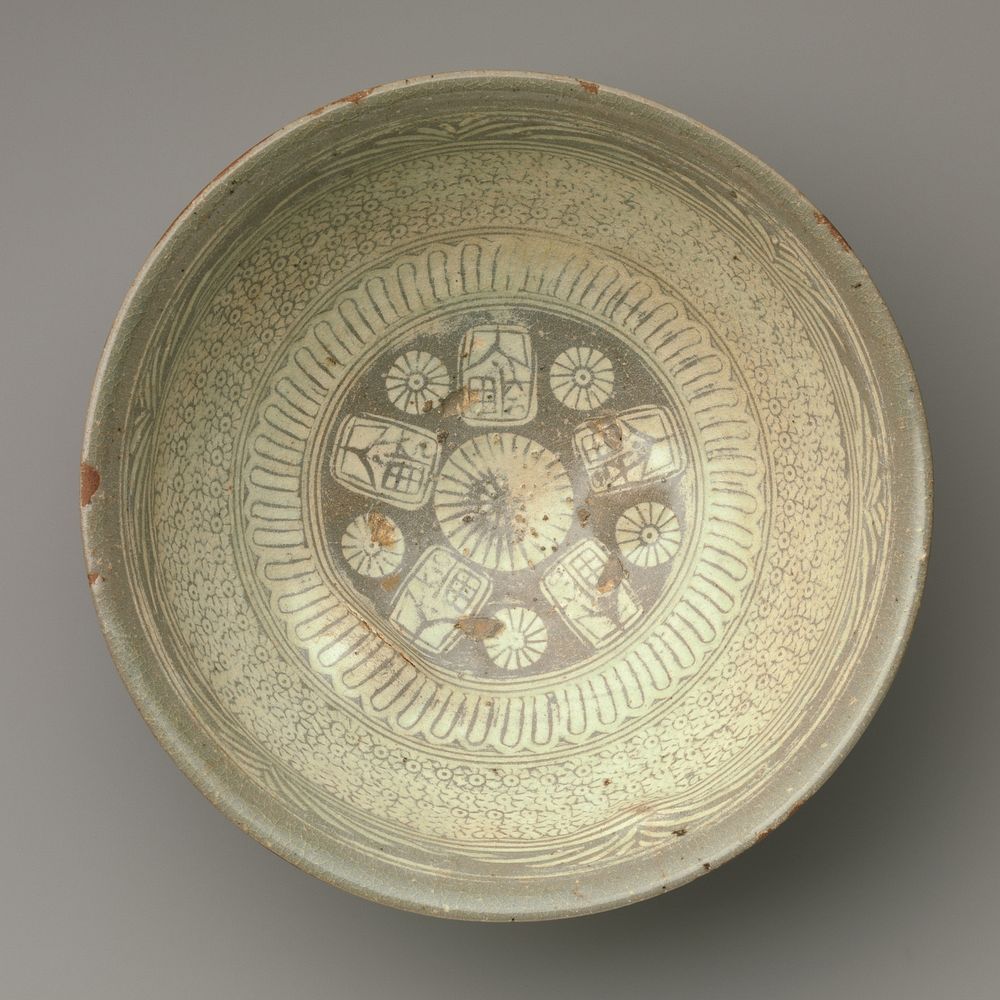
[{"x1": 81, "y1": 70, "x2": 932, "y2": 921}]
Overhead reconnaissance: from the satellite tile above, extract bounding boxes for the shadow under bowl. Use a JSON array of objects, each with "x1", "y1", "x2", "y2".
[{"x1": 82, "y1": 72, "x2": 931, "y2": 920}]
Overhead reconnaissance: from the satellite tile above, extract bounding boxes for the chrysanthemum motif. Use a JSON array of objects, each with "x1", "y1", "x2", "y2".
[
  {"x1": 341, "y1": 512, "x2": 405, "y2": 578},
  {"x1": 483, "y1": 607, "x2": 548, "y2": 670},
  {"x1": 615, "y1": 502, "x2": 681, "y2": 568},
  {"x1": 384, "y1": 350, "x2": 449, "y2": 414},
  {"x1": 433, "y1": 433, "x2": 573, "y2": 572},
  {"x1": 549, "y1": 346, "x2": 615, "y2": 411}
]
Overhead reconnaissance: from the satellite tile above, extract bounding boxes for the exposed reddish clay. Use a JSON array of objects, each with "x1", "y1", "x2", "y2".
[
  {"x1": 341, "y1": 87, "x2": 375, "y2": 105},
  {"x1": 87, "y1": 572, "x2": 103, "y2": 586},
  {"x1": 80, "y1": 462, "x2": 101, "y2": 507},
  {"x1": 596, "y1": 554, "x2": 625, "y2": 594},
  {"x1": 153, "y1": 127, "x2": 280, "y2": 245},
  {"x1": 577, "y1": 79, "x2": 600, "y2": 95},
  {"x1": 814, "y1": 210, "x2": 852, "y2": 253},
  {"x1": 368, "y1": 511, "x2": 397, "y2": 548},
  {"x1": 438, "y1": 387, "x2": 481, "y2": 418},
  {"x1": 454, "y1": 616, "x2": 505, "y2": 640},
  {"x1": 786, "y1": 798, "x2": 807, "y2": 821},
  {"x1": 753, "y1": 800, "x2": 806, "y2": 845},
  {"x1": 586, "y1": 414, "x2": 623, "y2": 451}
]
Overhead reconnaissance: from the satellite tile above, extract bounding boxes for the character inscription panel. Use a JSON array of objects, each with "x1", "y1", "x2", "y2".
[
  {"x1": 242, "y1": 235, "x2": 765, "y2": 752},
  {"x1": 120, "y1": 103, "x2": 892, "y2": 891}
]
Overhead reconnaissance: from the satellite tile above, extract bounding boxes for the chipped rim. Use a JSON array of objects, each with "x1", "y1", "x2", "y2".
[{"x1": 81, "y1": 71, "x2": 932, "y2": 921}]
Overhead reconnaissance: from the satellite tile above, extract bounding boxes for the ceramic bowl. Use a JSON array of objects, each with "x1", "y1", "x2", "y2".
[{"x1": 82, "y1": 72, "x2": 931, "y2": 920}]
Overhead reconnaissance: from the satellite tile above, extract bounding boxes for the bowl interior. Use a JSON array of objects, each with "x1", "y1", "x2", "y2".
[{"x1": 83, "y1": 74, "x2": 929, "y2": 919}]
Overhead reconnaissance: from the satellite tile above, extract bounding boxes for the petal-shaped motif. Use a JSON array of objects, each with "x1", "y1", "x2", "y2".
[
  {"x1": 616, "y1": 502, "x2": 681, "y2": 568},
  {"x1": 341, "y1": 512, "x2": 405, "y2": 578},
  {"x1": 549, "y1": 346, "x2": 615, "y2": 411},
  {"x1": 384, "y1": 350, "x2": 449, "y2": 414},
  {"x1": 483, "y1": 607, "x2": 549, "y2": 670},
  {"x1": 433, "y1": 433, "x2": 573, "y2": 572}
]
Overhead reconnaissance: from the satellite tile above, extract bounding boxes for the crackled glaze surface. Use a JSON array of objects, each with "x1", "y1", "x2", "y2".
[{"x1": 82, "y1": 74, "x2": 930, "y2": 919}]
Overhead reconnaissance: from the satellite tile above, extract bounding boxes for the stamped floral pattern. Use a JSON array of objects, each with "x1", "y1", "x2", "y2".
[
  {"x1": 384, "y1": 350, "x2": 450, "y2": 415},
  {"x1": 433, "y1": 432, "x2": 573, "y2": 573},
  {"x1": 118, "y1": 113, "x2": 888, "y2": 884},
  {"x1": 550, "y1": 346, "x2": 615, "y2": 411},
  {"x1": 484, "y1": 607, "x2": 549, "y2": 670},
  {"x1": 340, "y1": 512, "x2": 405, "y2": 578},
  {"x1": 616, "y1": 502, "x2": 681, "y2": 568},
  {"x1": 241, "y1": 237, "x2": 765, "y2": 749}
]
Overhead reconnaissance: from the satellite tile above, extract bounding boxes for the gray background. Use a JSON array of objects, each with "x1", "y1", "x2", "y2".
[{"x1": 1, "y1": 0, "x2": 996, "y2": 996}]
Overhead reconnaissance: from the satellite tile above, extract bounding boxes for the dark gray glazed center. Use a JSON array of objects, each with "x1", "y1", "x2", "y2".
[{"x1": 317, "y1": 304, "x2": 693, "y2": 679}]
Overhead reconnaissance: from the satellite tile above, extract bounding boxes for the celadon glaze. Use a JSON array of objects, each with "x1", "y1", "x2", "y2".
[{"x1": 81, "y1": 72, "x2": 931, "y2": 920}]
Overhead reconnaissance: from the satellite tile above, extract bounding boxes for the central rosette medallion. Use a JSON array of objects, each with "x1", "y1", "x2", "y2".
[{"x1": 434, "y1": 433, "x2": 573, "y2": 572}]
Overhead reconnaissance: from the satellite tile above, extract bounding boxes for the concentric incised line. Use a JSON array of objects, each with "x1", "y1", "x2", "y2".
[
  {"x1": 121, "y1": 112, "x2": 890, "y2": 883},
  {"x1": 242, "y1": 234, "x2": 766, "y2": 754}
]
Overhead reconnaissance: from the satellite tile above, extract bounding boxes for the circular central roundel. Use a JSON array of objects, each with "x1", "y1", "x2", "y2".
[
  {"x1": 243, "y1": 236, "x2": 764, "y2": 748},
  {"x1": 314, "y1": 303, "x2": 699, "y2": 682},
  {"x1": 434, "y1": 433, "x2": 573, "y2": 572}
]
